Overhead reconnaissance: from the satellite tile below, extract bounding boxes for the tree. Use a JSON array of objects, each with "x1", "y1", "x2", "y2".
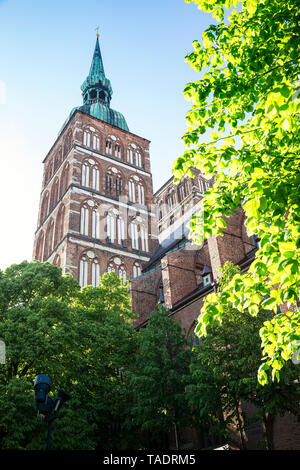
[
  {"x1": 188, "y1": 262, "x2": 300, "y2": 450},
  {"x1": 126, "y1": 305, "x2": 192, "y2": 449},
  {"x1": 173, "y1": 0, "x2": 300, "y2": 383},
  {"x1": 0, "y1": 262, "x2": 137, "y2": 449}
]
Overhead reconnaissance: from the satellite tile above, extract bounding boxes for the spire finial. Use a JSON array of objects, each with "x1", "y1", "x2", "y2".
[{"x1": 95, "y1": 26, "x2": 100, "y2": 38}]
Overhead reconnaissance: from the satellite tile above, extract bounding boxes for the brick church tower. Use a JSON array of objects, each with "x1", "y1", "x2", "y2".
[{"x1": 33, "y1": 35, "x2": 156, "y2": 286}]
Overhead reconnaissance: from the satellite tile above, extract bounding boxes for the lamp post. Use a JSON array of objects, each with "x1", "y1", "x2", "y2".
[{"x1": 33, "y1": 374, "x2": 71, "y2": 450}]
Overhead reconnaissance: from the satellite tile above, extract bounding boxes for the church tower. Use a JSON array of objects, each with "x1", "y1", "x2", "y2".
[{"x1": 33, "y1": 35, "x2": 156, "y2": 286}]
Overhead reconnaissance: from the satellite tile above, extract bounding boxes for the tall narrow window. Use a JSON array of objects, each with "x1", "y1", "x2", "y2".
[
  {"x1": 115, "y1": 144, "x2": 121, "y2": 159},
  {"x1": 92, "y1": 209, "x2": 100, "y2": 239},
  {"x1": 107, "y1": 213, "x2": 115, "y2": 242},
  {"x1": 133, "y1": 262, "x2": 142, "y2": 278},
  {"x1": 82, "y1": 163, "x2": 90, "y2": 187},
  {"x1": 106, "y1": 174, "x2": 113, "y2": 195},
  {"x1": 93, "y1": 135, "x2": 100, "y2": 151},
  {"x1": 91, "y1": 260, "x2": 100, "y2": 287},
  {"x1": 117, "y1": 217, "x2": 125, "y2": 245},
  {"x1": 116, "y1": 176, "x2": 122, "y2": 196},
  {"x1": 92, "y1": 166, "x2": 99, "y2": 191},
  {"x1": 140, "y1": 225, "x2": 149, "y2": 252},
  {"x1": 79, "y1": 256, "x2": 88, "y2": 287},
  {"x1": 131, "y1": 222, "x2": 139, "y2": 250},
  {"x1": 106, "y1": 140, "x2": 112, "y2": 155},
  {"x1": 129, "y1": 180, "x2": 136, "y2": 202},
  {"x1": 107, "y1": 262, "x2": 115, "y2": 273},
  {"x1": 80, "y1": 205, "x2": 89, "y2": 236},
  {"x1": 127, "y1": 148, "x2": 133, "y2": 164},
  {"x1": 83, "y1": 131, "x2": 91, "y2": 147},
  {"x1": 135, "y1": 152, "x2": 142, "y2": 167},
  {"x1": 119, "y1": 266, "x2": 126, "y2": 285},
  {"x1": 137, "y1": 184, "x2": 145, "y2": 205}
]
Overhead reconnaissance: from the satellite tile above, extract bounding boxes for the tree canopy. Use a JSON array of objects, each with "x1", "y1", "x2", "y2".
[
  {"x1": 0, "y1": 262, "x2": 137, "y2": 449},
  {"x1": 188, "y1": 262, "x2": 300, "y2": 450},
  {"x1": 173, "y1": 0, "x2": 300, "y2": 383}
]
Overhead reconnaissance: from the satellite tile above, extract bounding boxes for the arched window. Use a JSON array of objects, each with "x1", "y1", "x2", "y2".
[
  {"x1": 137, "y1": 183, "x2": 145, "y2": 205},
  {"x1": 50, "y1": 178, "x2": 59, "y2": 212},
  {"x1": 106, "y1": 139, "x2": 112, "y2": 156},
  {"x1": 54, "y1": 204, "x2": 65, "y2": 247},
  {"x1": 79, "y1": 255, "x2": 88, "y2": 287},
  {"x1": 116, "y1": 175, "x2": 123, "y2": 196},
  {"x1": 60, "y1": 163, "x2": 69, "y2": 197},
  {"x1": 178, "y1": 184, "x2": 186, "y2": 202},
  {"x1": 133, "y1": 262, "x2": 142, "y2": 278},
  {"x1": 127, "y1": 147, "x2": 134, "y2": 164},
  {"x1": 107, "y1": 211, "x2": 115, "y2": 242},
  {"x1": 36, "y1": 231, "x2": 44, "y2": 261},
  {"x1": 63, "y1": 130, "x2": 72, "y2": 157},
  {"x1": 40, "y1": 192, "x2": 49, "y2": 224},
  {"x1": 140, "y1": 224, "x2": 149, "y2": 252},
  {"x1": 105, "y1": 168, "x2": 123, "y2": 197},
  {"x1": 107, "y1": 262, "x2": 115, "y2": 273},
  {"x1": 130, "y1": 221, "x2": 139, "y2": 250},
  {"x1": 93, "y1": 135, "x2": 100, "y2": 151},
  {"x1": 114, "y1": 144, "x2": 121, "y2": 159},
  {"x1": 107, "y1": 257, "x2": 126, "y2": 284},
  {"x1": 92, "y1": 166, "x2": 100, "y2": 191},
  {"x1": 83, "y1": 131, "x2": 91, "y2": 147},
  {"x1": 92, "y1": 208, "x2": 100, "y2": 239},
  {"x1": 117, "y1": 216, "x2": 125, "y2": 245},
  {"x1": 44, "y1": 162, "x2": 52, "y2": 185},
  {"x1": 43, "y1": 219, "x2": 54, "y2": 260},
  {"x1": 158, "y1": 201, "x2": 163, "y2": 221},
  {"x1": 166, "y1": 190, "x2": 176, "y2": 211},
  {"x1": 135, "y1": 151, "x2": 142, "y2": 168},
  {"x1": 80, "y1": 204, "x2": 89, "y2": 236},
  {"x1": 118, "y1": 265, "x2": 126, "y2": 285},
  {"x1": 91, "y1": 259, "x2": 100, "y2": 287},
  {"x1": 128, "y1": 180, "x2": 136, "y2": 202},
  {"x1": 82, "y1": 162, "x2": 90, "y2": 187}
]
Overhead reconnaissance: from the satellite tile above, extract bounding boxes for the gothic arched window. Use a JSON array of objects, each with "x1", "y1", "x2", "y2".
[
  {"x1": 127, "y1": 147, "x2": 134, "y2": 164},
  {"x1": 60, "y1": 163, "x2": 69, "y2": 198},
  {"x1": 117, "y1": 216, "x2": 125, "y2": 245},
  {"x1": 83, "y1": 130, "x2": 91, "y2": 148},
  {"x1": 92, "y1": 165, "x2": 100, "y2": 191},
  {"x1": 93, "y1": 134, "x2": 100, "y2": 151},
  {"x1": 133, "y1": 261, "x2": 142, "y2": 278},
  {"x1": 91, "y1": 259, "x2": 100, "y2": 287},
  {"x1": 130, "y1": 221, "x2": 139, "y2": 250},
  {"x1": 40, "y1": 192, "x2": 49, "y2": 224},
  {"x1": 106, "y1": 139, "x2": 112, "y2": 156},
  {"x1": 137, "y1": 183, "x2": 145, "y2": 205},
  {"x1": 50, "y1": 178, "x2": 59, "y2": 212},
  {"x1": 82, "y1": 162, "x2": 90, "y2": 187},
  {"x1": 43, "y1": 219, "x2": 54, "y2": 261},
  {"x1": 79, "y1": 255, "x2": 88, "y2": 287},
  {"x1": 36, "y1": 231, "x2": 44, "y2": 261},
  {"x1": 54, "y1": 204, "x2": 65, "y2": 248},
  {"x1": 80, "y1": 204, "x2": 89, "y2": 236},
  {"x1": 107, "y1": 211, "x2": 115, "y2": 243}
]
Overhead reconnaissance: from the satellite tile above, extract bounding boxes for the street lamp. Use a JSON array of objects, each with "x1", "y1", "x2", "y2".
[{"x1": 33, "y1": 374, "x2": 71, "y2": 450}]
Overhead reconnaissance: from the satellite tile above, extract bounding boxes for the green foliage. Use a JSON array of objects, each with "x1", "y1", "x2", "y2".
[
  {"x1": 0, "y1": 262, "x2": 137, "y2": 449},
  {"x1": 174, "y1": 0, "x2": 300, "y2": 383},
  {"x1": 188, "y1": 262, "x2": 300, "y2": 449},
  {"x1": 126, "y1": 305, "x2": 192, "y2": 447}
]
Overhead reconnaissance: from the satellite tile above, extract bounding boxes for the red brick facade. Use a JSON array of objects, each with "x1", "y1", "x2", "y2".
[{"x1": 33, "y1": 110, "x2": 157, "y2": 286}]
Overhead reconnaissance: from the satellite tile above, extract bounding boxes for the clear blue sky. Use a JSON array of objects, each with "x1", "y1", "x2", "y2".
[{"x1": 0, "y1": 0, "x2": 212, "y2": 270}]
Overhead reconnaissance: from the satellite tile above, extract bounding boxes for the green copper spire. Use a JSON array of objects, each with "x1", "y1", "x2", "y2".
[
  {"x1": 81, "y1": 36, "x2": 113, "y2": 107},
  {"x1": 59, "y1": 35, "x2": 129, "y2": 134}
]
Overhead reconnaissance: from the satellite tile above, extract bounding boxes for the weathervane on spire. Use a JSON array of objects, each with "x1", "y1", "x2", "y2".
[{"x1": 95, "y1": 26, "x2": 100, "y2": 38}]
